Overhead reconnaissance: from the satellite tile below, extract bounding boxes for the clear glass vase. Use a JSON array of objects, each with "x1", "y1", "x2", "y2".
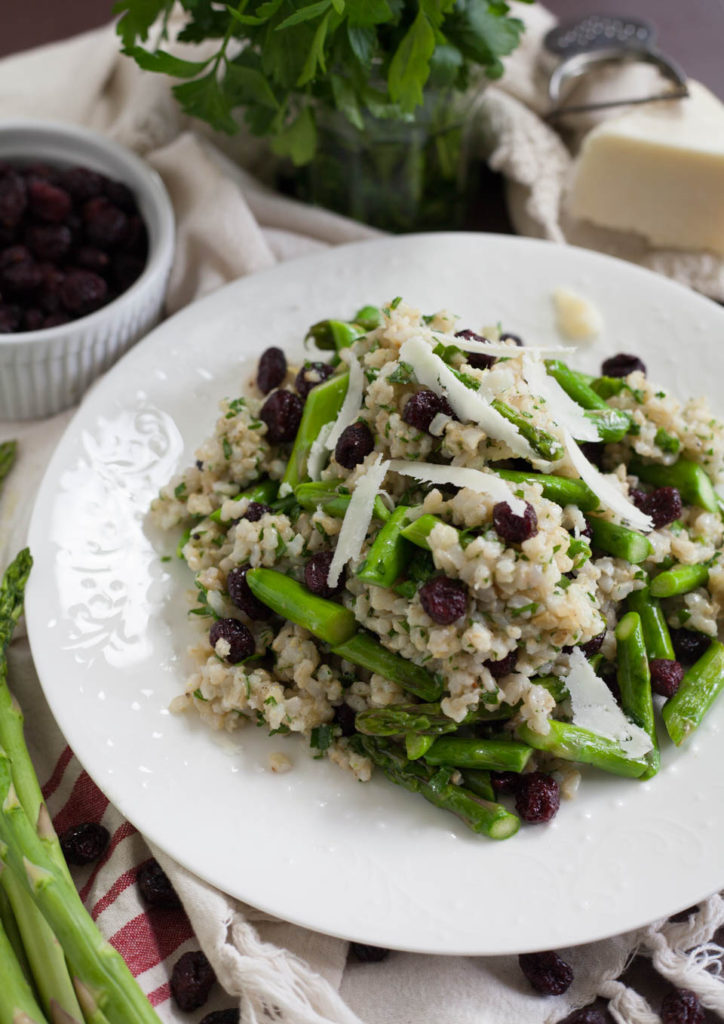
[{"x1": 300, "y1": 88, "x2": 474, "y2": 233}]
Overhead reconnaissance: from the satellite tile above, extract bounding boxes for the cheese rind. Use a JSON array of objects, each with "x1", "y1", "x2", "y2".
[{"x1": 567, "y1": 82, "x2": 724, "y2": 256}]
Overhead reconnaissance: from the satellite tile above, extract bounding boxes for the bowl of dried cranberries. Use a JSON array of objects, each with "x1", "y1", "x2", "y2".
[{"x1": 0, "y1": 119, "x2": 174, "y2": 419}]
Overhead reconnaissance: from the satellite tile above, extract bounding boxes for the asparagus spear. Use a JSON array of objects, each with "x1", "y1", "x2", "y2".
[
  {"x1": 400, "y1": 513, "x2": 461, "y2": 551},
  {"x1": 281, "y1": 371, "x2": 349, "y2": 491},
  {"x1": 662, "y1": 639, "x2": 724, "y2": 745},
  {"x1": 627, "y1": 586, "x2": 675, "y2": 660},
  {"x1": 0, "y1": 881, "x2": 32, "y2": 987},
  {"x1": 586, "y1": 516, "x2": 653, "y2": 564},
  {"x1": 357, "y1": 506, "x2": 413, "y2": 587},
  {"x1": 629, "y1": 457, "x2": 718, "y2": 513},
  {"x1": 425, "y1": 737, "x2": 533, "y2": 773},
  {"x1": 295, "y1": 480, "x2": 390, "y2": 522},
  {"x1": 245, "y1": 568, "x2": 357, "y2": 646},
  {"x1": 355, "y1": 704, "x2": 459, "y2": 738},
  {"x1": 615, "y1": 612, "x2": 659, "y2": 779},
  {"x1": 516, "y1": 720, "x2": 650, "y2": 777},
  {"x1": 490, "y1": 400, "x2": 563, "y2": 461},
  {"x1": 0, "y1": 907, "x2": 48, "y2": 1024},
  {"x1": 0, "y1": 440, "x2": 17, "y2": 493},
  {"x1": 406, "y1": 734, "x2": 434, "y2": 759},
  {"x1": 305, "y1": 319, "x2": 365, "y2": 352},
  {"x1": 352, "y1": 305, "x2": 383, "y2": 332},
  {"x1": 459, "y1": 769, "x2": 495, "y2": 802},
  {"x1": 544, "y1": 361, "x2": 609, "y2": 411},
  {"x1": 332, "y1": 633, "x2": 442, "y2": 702},
  {"x1": 492, "y1": 469, "x2": 599, "y2": 511},
  {"x1": 208, "y1": 478, "x2": 279, "y2": 523},
  {"x1": 650, "y1": 562, "x2": 710, "y2": 598},
  {"x1": 355, "y1": 736, "x2": 520, "y2": 840}
]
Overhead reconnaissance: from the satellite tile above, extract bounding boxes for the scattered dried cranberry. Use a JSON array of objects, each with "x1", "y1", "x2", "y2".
[
  {"x1": 59, "y1": 166, "x2": 106, "y2": 201},
  {"x1": 295, "y1": 361, "x2": 334, "y2": 398},
  {"x1": 661, "y1": 988, "x2": 704, "y2": 1024},
  {"x1": 305, "y1": 550, "x2": 344, "y2": 598},
  {"x1": 419, "y1": 575, "x2": 467, "y2": 625},
  {"x1": 83, "y1": 196, "x2": 128, "y2": 248},
  {"x1": 243, "y1": 501, "x2": 271, "y2": 522},
  {"x1": 257, "y1": 346, "x2": 287, "y2": 394},
  {"x1": 485, "y1": 649, "x2": 518, "y2": 679},
  {"x1": 403, "y1": 390, "x2": 449, "y2": 432},
  {"x1": 37, "y1": 262, "x2": 65, "y2": 312},
  {"x1": 208, "y1": 618, "x2": 255, "y2": 663},
  {"x1": 0, "y1": 170, "x2": 27, "y2": 228},
  {"x1": 226, "y1": 566, "x2": 270, "y2": 620},
  {"x1": 492, "y1": 500, "x2": 538, "y2": 544},
  {"x1": 579, "y1": 630, "x2": 606, "y2": 659},
  {"x1": 600, "y1": 353, "x2": 646, "y2": 378},
  {"x1": 350, "y1": 943, "x2": 390, "y2": 963},
  {"x1": 491, "y1": 771, "x2": 520, "y2": 796},
  {"x1": 518, "y1": 950, "x2": 573, "y2": 994},
  {"x1": 137, "y1": 858, "x2": 182, "y2": 909},
  {"x1": 60, "y1": 269, "x2": 108, "y2": 316},
  {"x1": 333, "y1": 702, "x2": 357, "y2": 737},
  {"x1": 644, "y1": 486, "x2": 682, "y2": 529},
  {"x1": 76, "y1": 246, "x2": 109, "y2": 274},
  {"x1": 200, "y1": 1012, "x2": 240, "y2": 1024},
  {"x1": 60, "y1": 822, "x2": 110, "y2": 865},
  {"x1": 170, "y1": 951, "x2": 216, "y2": 1012},
  {"x1": 579, "y1": 442, "x2": 605, "y2": 469},
  {"x1": 0, "y1": 245, "x2": 42, "y2": 292},
  {"x1": 24, "y1": 223, "x2": 72, "y2": 262},
  {"x1": 560, "y1": 1003, "x2": 612, "y2": 1024},
  {"x1": 649, "y1": 658, "x2": 684, "y2": 698},
  {"x1": 501, "y1": 332, "x2": 523, "y2": 346},
  {"x1": 27, "y1": 178, "x2": 71, "y2": 223},
  {"x1": 455, "y1": 328, "x2": 496, "y2": 370},
  {"x1": 259, "y1": 389, "x2": 303, "y2": 443},
  {"x1": 335, "y1": 421, "x2": 374, "y2": 469},
  {"x1": 670, "y1": 629, "x2": 711, "y2": 665},
  {"x1": 515, "y1": 772, "x2": 560, "y2": 824}
]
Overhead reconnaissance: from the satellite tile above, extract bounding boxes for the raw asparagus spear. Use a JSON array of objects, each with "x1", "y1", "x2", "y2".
[
  {"x1": 0, "y1": 909, "x2": 48, "y2": 1024},
  {"x1": 245, "y1": 568, "x2": 356, "y2": 646},
  {"x1": 662, "y1": 639, "x2": 724, "y2": 745},
  {"x1": 615, "y1": 612, "x2": 659, "y2": 779}
]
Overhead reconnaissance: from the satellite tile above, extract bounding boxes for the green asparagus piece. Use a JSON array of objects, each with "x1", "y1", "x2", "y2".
[
  {"x1": 400, "y1": 513, "x2": 462, "y2": 551},
  {"x1": 629, "y1": 457, "x2": 718, "y2": 513},
  {"x1": 332, "y1": 632, "x2": 443, "y2": 701},
  {"x1": 0, "y1": 548, "x2": 32, "y2": 653},
  {"x1": 295, "y1": 480, "x2": 390, "y2": 522},
  {"x1": 425, "y1": 737, "x2": 533, "y2": 773},
  {"x1": 405, "y1": 734, "x2": 435, "y2": 759},
  {"x1": 0, "y1": 440, "x2": 16, "y2": 493},
  {"x1": 662, "y1": 639, "x2": 724, "y2": 745},
  {"x1": 627, "y1": 586, "x2": 675, "y2": 660},
  {"x1": 245, "y1": 568, "x2": 356, "y2": 646},
  {"x1": 490, "y1": 400, "x2": 564, "y2": 461},
  {"x1": 0, "y1": 750, "x2": 162, "y2": 1024},
  {"x1": 281, "y1": 371, "x2": 349, "y2": 491},
  {"x1": 544, "y1": 361, "x2": 609, "y2": 411},
  {"x1": 208, "y1": 478, "x2": 279, "y2": 523},
  {"x1": 459, "y1": 769, "x2": 495, "y2": 802},
  {"x1": 516, "y1": 720, "x2": 650, "y2": 778},
  {"x1": 352, "y1": 305, "x2": 383, "y2": 332},
  {"x1": 586, "y1": 516, "x2": 653, "y2": 564},
  {"x1": 0, "y1": 882, "x2": 32, "y2": 988},
  {"x1": 534, "y1": 674, "x2": 569, "y2": 702},
  {"x1": 0, "y1": 908, "x2": 48, "y2": 1024},
  {"x1": 357, "y1": 506, "x2": 413, "y2": 587},
  {"x1": 356, "y1": 737, "x2": 520, "y2": 840},
  {"x1": 492, "y1": 469, "x2": 599, "y2": 511},
  {"x1": 305, "y1": 319, "x2": 365, "y2": 352},
  {"x1": 615, "y1": 612, "x2": 659, "y2": 778},
  {"x1": 650, "y1": 562, "x2": 710, "y2": 598},
  {"x1": 589, "y1": 375, "x2": 629, "y2": 400},
  {"x1": 355, "y1": 704, "x2": 459, "y2": 738}
]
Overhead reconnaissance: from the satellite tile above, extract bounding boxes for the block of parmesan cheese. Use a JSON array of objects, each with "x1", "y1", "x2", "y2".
[{"x1": 566, "y1": 81, "x2": 724, "y2": 256}]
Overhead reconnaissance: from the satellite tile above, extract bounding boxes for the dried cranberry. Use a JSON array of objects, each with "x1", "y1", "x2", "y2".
[
  {"x1": 43, "y1": 311, "x2": 71, "y2": 328},
  {"x1": 403, "y1": 390, "x2": 448, "y2": 432},
  {"x1": 36, "y1": 263, "x2": 65, "y2": 312},
  {"x1": 24, "y1": 223, "x2": 72, "y2": 261},
  {"x1": 643, "y1": 486, "x2": 682, "y2": 529},
  {"x1": 579, "y1": 630, "x2": 606, "y2": 658},
  {"x1": 22, "y1": 308, "x2": 44, "y2": 331},
  {"x1": 27, "y1": 179, "x2": 71, "y2": 223},
  {"x1": 515, "y1": 772, "x2": 560, "y2": 824},
  {"x1": 0, "y1": 304, "x2": 20, "y2": 332},
  {"x1": 83, "y1": 196, "x2": 128, "y2": 248},
  {"x1": 419, "y1": 575, "x2": 467, "y2": 625},
  {"x1": 501, "y1": 332, "x2": 523, "y2": 346},
  {"x1": 243, "y1": 501, "x2": 271, "y2": 522},
  {"x1": 518, "y1": 950, "x2": 573, "y2": 994},
  {"x1": 137, "y1": 858, "x2": 182, "y2": 909},
  {"x1": 260, "y1": 389, "x2": 303, "y2": 443},
  {"x1": 560, "y1": 1003, "x2": 612, "y2": 1024},
  {"x1": 350, "y1": 943, "x2": 390, "y2": 963},
  {"x1": 335, "y1": 422, "x2": 374, "y2": 469},
  {"x1": 110, "y1": 253, "x2": 145, "y2": 292},
  {"x1": 600, "y1": 353, "x2": 646, "y2": 377},
  {"x1": 60, "y1": 269, "x2": 108, "y2": 315},
  {"x1": 76, "y1": 246, "x2": 110, "y2": 274},
  {"x1": 257, "y1": 346, "x2": 287, "y2": 394},
  {"x1": 226, "y1": 567, "x2": 270, "y2": 620},
  {"x1": 105, "y1": 178, "x2": 137, "y2": 213},
  {"x1": 170, "y1": 950, "x2": 216, "y2": 1011},
  {"x1": 59, "y1": 822, "x2": 110, "y2": 865},
  {"x1": 491, "y1": 771, "x2": 520, "y2": 796},
  {"x1": 0, "y1": 171, "x2": 27, "y2": 228},
  {"x1": 661, "y1": 988, "x2": 704, "y2": 1024},
  {"x1": 333, "y1": 702, "x2": 357, "y2": 737},
  {"x1": 455, "y1": 329, "x2": 496, "y2": 370},
  {"x1": 295, "y1": 361, "x2": 334, "y2": 398},
  {"x1": 670, "y1": 629, "x2": 711, "y2": 665},
  {"x1": 305, "y1": 551, "x2": 344, "y2": 598},
  {"x1": 579, "y1": 442, "x2": 605, "y2": 469},
  {"x1": 60, "y1": 166, "x2": 106, "y2": 201},
  {"x1": 0, "y1": 248, "x2": 42, "y2": 292},
  {"x1": 485, "y1": 649, "x2": 518, "y2": 679},
  {"x1": 24, "y1": 163, "x2": 59, "y2": 182},
  {"x1": 650, "y1": 658, "x2": 684, "y2": 698},
  {"x1": 200, "y1": 1012, "x2": 240, "y2": 1024},
  {"x1": 122, "y1": 214, "x2": 148, "y2": 254},
  {"x1": 208, "y1": 618, "x2": 255, "y2": 663},
  {"x1": 493, "y1": 500, "x2": 538, "y2": 544}
]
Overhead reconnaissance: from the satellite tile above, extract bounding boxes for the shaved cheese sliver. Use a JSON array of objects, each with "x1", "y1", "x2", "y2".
[
  {"x1": 522, "y1": 356, "x2": 598, "y2": 442},
  {"x1": 566, "y1": 649, "x2": 653, "y2": 759},
  {"x1": 307, "y1": 421, "x2": 334, "y2": 481},
  {"x1": 326, "y1": 358, "x2": 364, "y2": 451},
  {"x1": 563, "y1": 430, "x2": 653, "y2": 531},
  {"x1": 429, "y1": 411, "x2": 451, "y2": 436},
  {"x1": 388, "y1": 459, "x2": 525, "y2": 515},
  {"x1": 441, "y1": 333, "x2": 574, "y2": 357},
  {"x1": 328, "y1": 455, "x2": 390, "y2": 588},
  {"x1": 399, "y1": 336, "x2": 536, "y2": 461}
]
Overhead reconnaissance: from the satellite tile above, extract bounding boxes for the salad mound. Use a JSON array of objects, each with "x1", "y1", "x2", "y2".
[{"x1": 151, "y1": 299, "x2": 724, "y2": 840}]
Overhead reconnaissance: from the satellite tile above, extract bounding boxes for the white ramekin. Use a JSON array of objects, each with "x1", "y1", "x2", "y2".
[{"x1": 0, "y1": 120, "x2": 175, "y2": 420}]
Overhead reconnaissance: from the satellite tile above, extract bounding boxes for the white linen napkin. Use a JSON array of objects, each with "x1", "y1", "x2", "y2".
[{"x1": 2, "y1": 8, "x2": 724, "y2": 1024}]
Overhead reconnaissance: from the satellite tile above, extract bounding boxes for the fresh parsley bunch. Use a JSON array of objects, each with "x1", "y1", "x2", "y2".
[{"x1": 115, "y1": 0, "x2": 532, "y2": 166}]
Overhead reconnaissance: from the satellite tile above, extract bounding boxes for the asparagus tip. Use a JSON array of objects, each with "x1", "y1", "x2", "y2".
[
  {"x1": 3, "y1": 779, "x2": 21, "y2": 813},
  {"x1": 73, "y1": 979, "x2": 102, "y2": 1018},
  {"x1": 49, "y1": 1000, "x2": 84, "y2": 1024},
  {"x1": 23, "y1": 856, "x2": 53, "y2": 892}
]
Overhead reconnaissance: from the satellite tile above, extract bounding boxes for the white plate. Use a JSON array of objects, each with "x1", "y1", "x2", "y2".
[{"x1": 26, "y1": 234, "x2": 724, "y2": 955}]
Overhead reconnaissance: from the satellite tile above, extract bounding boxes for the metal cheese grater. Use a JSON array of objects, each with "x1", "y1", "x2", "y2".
[{"x1": 543, "y1": 14, "x2": 689, "y2": 120}]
